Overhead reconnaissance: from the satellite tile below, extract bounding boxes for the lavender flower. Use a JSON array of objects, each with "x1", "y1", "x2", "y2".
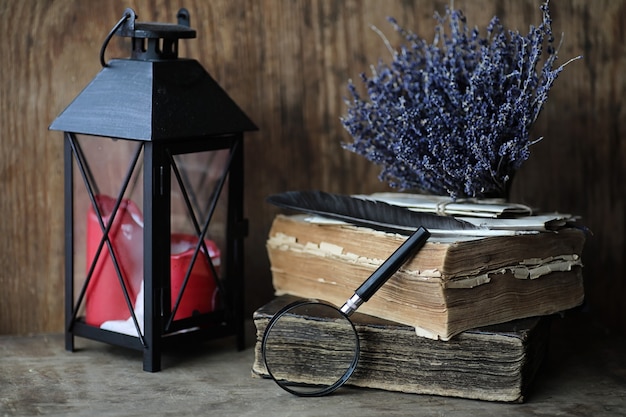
[{"x1": 341, "y1": 1, "x2": 580, "y2": 199}]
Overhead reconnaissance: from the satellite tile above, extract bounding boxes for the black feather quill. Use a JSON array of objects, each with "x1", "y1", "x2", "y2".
[{"x1": 266, "y1": 190, "x2": 480, "y2": 235}]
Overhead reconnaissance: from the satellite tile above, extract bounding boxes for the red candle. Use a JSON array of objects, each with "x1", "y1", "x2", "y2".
[
  {"x1": 85, "y1": 195, "x2": 143, "y2": 326},
  {"x1": 85, "y1": 195, "x2": 219, "y2": 328},
  {"x1": 170, "y1": 233, "x2": 220, "y2": 320}
]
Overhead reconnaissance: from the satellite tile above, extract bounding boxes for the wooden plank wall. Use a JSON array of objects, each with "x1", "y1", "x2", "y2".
[{"x1": 1, "y1": 0, "x2": 624, "y2": 335}]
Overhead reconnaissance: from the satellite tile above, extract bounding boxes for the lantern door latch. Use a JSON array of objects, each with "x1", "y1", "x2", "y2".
[{"x1": 159, "y1": 166, "x2": 165, "y2": 196}]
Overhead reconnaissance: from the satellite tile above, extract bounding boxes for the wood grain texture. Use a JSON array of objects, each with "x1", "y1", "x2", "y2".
[{"x1": 1, "y1": 0, "x2": 624, "y2": 335}]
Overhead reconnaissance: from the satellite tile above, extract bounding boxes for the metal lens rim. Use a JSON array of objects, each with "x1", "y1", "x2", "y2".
[{"x1": 261, "y1": 299, "x2": 360, "y2": 397}]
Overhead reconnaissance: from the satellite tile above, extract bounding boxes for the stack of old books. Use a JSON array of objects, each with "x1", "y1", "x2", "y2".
[{"x1": 252, "y1": 191, "x2": 586, "y2": 402}]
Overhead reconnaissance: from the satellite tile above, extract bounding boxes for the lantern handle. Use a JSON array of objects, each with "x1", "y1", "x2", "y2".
[{"x1": 99, "y1": 8, "x2": 136, "y2": 68}]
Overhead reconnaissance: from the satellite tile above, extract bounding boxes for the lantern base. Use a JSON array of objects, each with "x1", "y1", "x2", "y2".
[{"x1": 66, "y1": 311, "x2": 245, "y2": 372}]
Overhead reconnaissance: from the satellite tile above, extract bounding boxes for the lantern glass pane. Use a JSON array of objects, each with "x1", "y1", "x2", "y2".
[
  {"x1": 71, "y1": 134, "x2": 145, "y2": 335},
  {"x1": 168, "y1": 149, "x2": 230, "y2": 323}
]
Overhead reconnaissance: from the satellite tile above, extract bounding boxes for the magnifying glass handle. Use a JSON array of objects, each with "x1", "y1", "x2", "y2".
[{"x1": 340, "y1": 226, "x2": 430, "y2": 316}]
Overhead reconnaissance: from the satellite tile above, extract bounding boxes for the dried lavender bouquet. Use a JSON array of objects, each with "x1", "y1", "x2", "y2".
[{"x1": 341, "y1": 1, "x2": 580, "y2": 199}]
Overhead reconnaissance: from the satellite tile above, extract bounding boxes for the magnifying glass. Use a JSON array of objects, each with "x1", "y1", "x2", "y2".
[{"x1": 261, "y1": 226, "x2": 430, "y2": 396}]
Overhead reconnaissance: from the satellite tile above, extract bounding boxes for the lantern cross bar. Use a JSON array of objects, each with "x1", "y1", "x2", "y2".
[
  {"x1": 164, "y1": 141, "x2": 239, "y2": 331},
  {"x1": 66, "y1": 133, "x2": 147, "y2": 347}
]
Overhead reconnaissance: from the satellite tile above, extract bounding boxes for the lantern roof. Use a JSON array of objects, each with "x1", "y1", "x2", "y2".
[
  {"x1": 49, "y1": 8, "x2": 257, "y2": 141},
  {"x1": 49, "y1": 59, "x2": 257, "y2": 141}
]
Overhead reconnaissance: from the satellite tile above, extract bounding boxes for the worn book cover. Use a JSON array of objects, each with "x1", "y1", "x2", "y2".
[
  {"x1": 267, "y1": 214, "x2": 585, "y2": 340},
  {"x1": 252, "y1": 296, "x2": 550, "y2": 403}
]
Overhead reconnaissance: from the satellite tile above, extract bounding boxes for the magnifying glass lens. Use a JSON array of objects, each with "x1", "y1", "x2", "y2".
[{"x1": 262, "y1": 302, "x2": 360, "y2": 396}]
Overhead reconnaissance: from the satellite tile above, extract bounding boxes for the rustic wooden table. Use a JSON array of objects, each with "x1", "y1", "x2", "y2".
[{"x1": 1, "y1": 315, "x2": 625, "y2": 417}]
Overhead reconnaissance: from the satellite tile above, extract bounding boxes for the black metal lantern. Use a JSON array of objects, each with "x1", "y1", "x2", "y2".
[{"x1": 49, "y1": 8, "x2": 256, "y2": 372}]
